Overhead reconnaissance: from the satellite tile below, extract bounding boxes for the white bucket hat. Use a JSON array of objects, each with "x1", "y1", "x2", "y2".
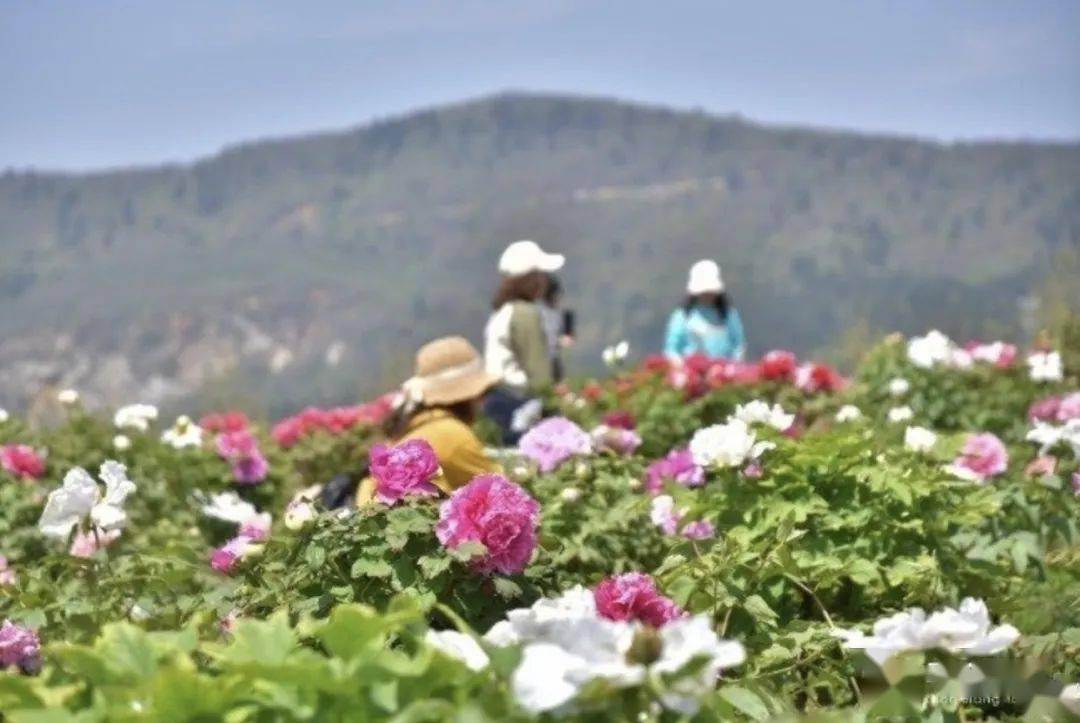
[
  {"x1": 498, "y1": 240, "x2": 565, "y2": 277},
  {"x1": 686, "y1": 259, "x2": 725, "y2": 294}
]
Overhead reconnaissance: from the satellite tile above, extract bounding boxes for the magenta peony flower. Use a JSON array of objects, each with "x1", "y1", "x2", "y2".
[
  {"x1": 435, "y1": 474, "x2": 539, "y2": 575},
  {"x1": 210, "y1": 536, "x2": 252, "y2": 574},
  {"x1": 0, "y1": 445, "x2": 45, "y2": 481},
  {"x1": 593, "y1": 572, "x2": 684, "y2": 627},
  {"x1": 369, "y1": 439, "x2": 440, "y2": 504},
  {"x1": 518, "y1": 417, "x2": 593, "y2": 473},
  {"x1": 644, "y1": 447, "x2": 705, "y2": 494},
  {"x1": 1028, "y1": 396, "x2": 1061, "y2": 422},
  {"x1": 602, "y1": 410, "x2": 637, "y2": 430},
  {"x1": 1057, "y1": 392, "x2": 1080, "y2": 422},
  {"x1": 0, "y1": 620, "x2": 40, "y2": 672},
  {"x1": 216, "y1": 430, "x2": 269, "y2": 485},
  {"x1": 951, "y1": 432, "x2": 1008, "y2": 481}
]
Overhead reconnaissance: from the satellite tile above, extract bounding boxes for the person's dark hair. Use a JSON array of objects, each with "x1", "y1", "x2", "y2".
[
  {"x1": 683, "y1": 293, "x2": 730, "y2": 320},
  {"x1": 492, "y1": 271, "x2": 546, "y2": 309},
  {"x1": 543, "y1": 274, "x2": 562, "y2": 306}
]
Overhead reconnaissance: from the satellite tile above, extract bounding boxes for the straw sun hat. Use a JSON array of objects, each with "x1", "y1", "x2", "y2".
[{"x1": 401, "y1": 336, "x2": 499, "y2": 406}]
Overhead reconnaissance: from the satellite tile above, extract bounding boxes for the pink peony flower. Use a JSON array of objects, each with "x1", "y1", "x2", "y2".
[
  {"x1": 681, "y1": 519, "x2": 716, "y2": 540},
  {"x1": 270, "y1": 398, "x2": 394, "y2": 448},
  {"x1": 1028, "y1": 396, "x2": 1061, "y2": 422},
  {"x1": 590, "y1": 425, "x2": 642, "y2": 457},
  {"x1": 518, "y1": 417, "x2": 593, "y2": 473},
  {"x1": 1073, "y1": 472, "x2": 1080, "y2": 497},
  {"x1": 1057, "y1": 392, "x2": 1080, "y2": 422},
  {"x1": 968, "y1": 341, "x2": 1017, "y2": 368},
  {"x1": 951, "y1": 432, "x2": 1008, "y2": 481},
  {"x1": 1024, "y1": 456, "x2": 1057, "y2": 478},
  {"x1": 435, "y1": 474, "x2": 539, "y2": 575},
  {"x1": 593, "y1": 573, "x2": 684, "y2": 627},
  {"x1": 742, "y1": 461, "x2": 764, "y2": 479},
  {"x1": 644, "y1": 448, "x2": 705, "y2": 494},
  {"x1": 0, "y1": 557, "x2": 16, "y2": 587},
  {"x1": 216, "y1": 430, "x2": 269, "y2": 485},
  {"x1": 759, "y1": 350, "x2": 798, "y2": 381},
  {"x1": 369, "y1": 438, "x2": 440, "y2": 504},
  {"x1": 0, "y1": 620, "x2": 40, "y2": 672},
  {"x1": 69, "y1": 529, "x2": 121, "y2": 558},
  {"x1": 0, "y1": 445, "x2": 45, "y2": 481}
]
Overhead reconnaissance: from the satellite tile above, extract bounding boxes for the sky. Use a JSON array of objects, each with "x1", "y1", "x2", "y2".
[{"x1": 2, "y1": 0, "x2": 1078, "y2": 172}]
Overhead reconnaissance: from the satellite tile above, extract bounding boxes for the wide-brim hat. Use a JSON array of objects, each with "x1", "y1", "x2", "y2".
[
  {"x1": 686, "y1": 259, "x2": 725, "y2": 294},
  {"x1": 403, "y1": 336, "x2": 499, "y2": 406}
]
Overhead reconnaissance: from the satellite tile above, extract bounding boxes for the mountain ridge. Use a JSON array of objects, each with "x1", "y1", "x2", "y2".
[{"x1": 1, "y1": 92, "x2": 1077, "y2": 417}]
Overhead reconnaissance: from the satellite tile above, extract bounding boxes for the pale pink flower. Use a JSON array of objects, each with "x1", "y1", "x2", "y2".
[
  {"x1": 593, "y1": 572, "x2": 684, "y2": 627},
  {"x1": 435, "y1": 474, "x2": 539, "y2": 575},
  {"x1": 210, "y1": 535, "x2": 259, "y2": 574},
  {"x1": 590, "y1": 425, "x2": 642, "y2": 457},
  {"x1": 237, "y1": 512, "x2": 272, "y2": 541},
  {"x1": 369, "y1": 439, "x2": 440, "y2": 504},
  {"x1": 0, "y1": 557, "x2": 16, "y2": 587},
  {"x1": 519, "y1": 417, "x2": 593, "y2": 472},
  {"x1": 1057, "y1": 393, "x2": 1080, "y2": 422},
  {"x1": 0, "y1": 620, "x2": 40, "y2": 672},
  {"x1": 69, "y1": 529, "x2": 121, "y2": 558},
  {"x1": 949, "y1": 432, "x2": 1008, "y2": 482}
]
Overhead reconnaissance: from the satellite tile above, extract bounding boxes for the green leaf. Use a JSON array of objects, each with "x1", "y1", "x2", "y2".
[
  {"x1": 718, "y1": 686, "x2": 770, "y2": 720},
  {"x1": 351, "y1": 558, "x2": 393, "y2": 579}
]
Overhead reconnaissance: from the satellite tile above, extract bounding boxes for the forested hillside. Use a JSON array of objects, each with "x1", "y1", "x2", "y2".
[{"x1": 1, "y1": 92, "x2": 1078, "y2": 415}]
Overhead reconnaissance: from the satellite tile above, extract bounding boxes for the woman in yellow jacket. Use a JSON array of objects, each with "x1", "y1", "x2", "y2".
[{"x1": 357, "y1": 336, "x2": 503, "y2": 505}]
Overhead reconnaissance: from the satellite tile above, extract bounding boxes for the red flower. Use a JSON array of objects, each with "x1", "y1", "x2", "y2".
[
  {"x1": 602, "y1": 410, "x2": 637, "y2": 430},
  {"x1": 199, "y1": 411, "x2": 250, "y2": 434},
  {"x1": 0, "y1": 445, "x2": 45, "y2": 481},
  {"x1": 759, "y1": 350, "x2": 798, "y2": 381}
]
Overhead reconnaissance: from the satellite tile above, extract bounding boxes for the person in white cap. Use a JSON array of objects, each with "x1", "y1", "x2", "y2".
[
  {"x1": 483, "y1": 240, "x2": 565, "y2": 442},
  {"x1": 663, "y1": 259, "x2": 746, "y2": 360}
]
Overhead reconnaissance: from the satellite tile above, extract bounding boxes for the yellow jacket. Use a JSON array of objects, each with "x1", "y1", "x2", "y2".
[{"x1": 356, "y1": 408, "x2": 503, "y2": 506}]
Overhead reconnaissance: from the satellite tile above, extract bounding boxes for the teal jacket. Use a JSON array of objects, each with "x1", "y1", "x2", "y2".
[{"x1": 663, "y1": 305, "x2": 746, "y2": 360}]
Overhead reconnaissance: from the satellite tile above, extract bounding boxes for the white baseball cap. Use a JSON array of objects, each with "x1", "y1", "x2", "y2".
[
  {"x1": 498, "y1": 240, "x2": 565, "y2": 277},
  {"x1": 686, "y1": 259, "x2": 725, "y2": 294}
]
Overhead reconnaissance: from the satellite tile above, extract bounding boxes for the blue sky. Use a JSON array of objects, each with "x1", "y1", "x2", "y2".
[{"x1": 3, "y1": 0, "x2": 1078, "y2": 171}]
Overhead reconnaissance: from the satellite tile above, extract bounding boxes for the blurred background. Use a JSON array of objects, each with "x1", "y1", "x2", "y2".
[{"x1": 1, "y1": 0, "x2": 1078, "y2": 418}]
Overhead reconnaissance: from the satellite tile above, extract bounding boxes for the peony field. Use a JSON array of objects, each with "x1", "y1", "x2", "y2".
[{"x1": 0, "y1": 330, "x2": 1078, "y2": 722}]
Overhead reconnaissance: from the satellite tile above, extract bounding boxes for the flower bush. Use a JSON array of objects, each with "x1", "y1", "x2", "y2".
[{"x1": 0, "y1": 329, "x2": 1076, "y2": 720}]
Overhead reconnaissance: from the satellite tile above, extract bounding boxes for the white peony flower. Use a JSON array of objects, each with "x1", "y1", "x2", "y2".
[
  {"x1": 113, "y1": 403, "x2": 159, "y2": 432},
  {"x1": 200, "y1": 491, "x2": 258, "y2": 524},
  {"x1": 602, "y1": 340, "x2": 630, "y2": 367},
  {"x1": 733, "y1": 400, "x2": 794, "y2": 431},
  {"x1": 560, "y1": 487, "x2": 582, "y2": 503},
  {"x1": 284, "y1": 486, "x2": 321, "y2": 530},
  {"x1": 888, "y1": 378, "x2": 910, "y2": 397},
  {"x1": 904, "y1": 426, "x2": 938, "y2": 453},
  {"x1": 907, "y1": 330, "x2": 955, "y2": 369},
  {"x1": 1060, "y1": 684, "x2": 1080, "y2": 715},
  {"x1": 486, "y1": 586, "x2": 744, "y2": 715},
  {"x1": 57, "y1": 389, "x2": 80, "y2": 405},
  {"x1": 0, "y1": 408, "x2": 8, "y2": 424},
  {"x1": 1025, "y1": 419, "x2": 1080, "y2": 458},
  {"x1": 654, "y1": 616, "x2": 746, "y2": 714},
  {"x1": 887, "y1": 406, "x2": 914, "y2": 423},
  {"x1": 834, "y1": 597, "x2": 1019, "y2": 666},
  {"x1": 1027, "y1": 351, "x2": 1063, "y2": 383},
  {"x1": 689, "y1": 418, "x2": 772, "y2": 469},
  {"x1": 161, "y1": 415, "x2": 204, "y2": 449},
  {"x1": 112, "y1": 434, "x2": 131, "y2": 451},
  {"x1": 835, "y1": 405, "x2": 862, "y2": 423},
  {"x1": 425, "y1": 630, "x2": 490, "y2": 672},
  {"x1": 38, "y1": 461, "x2": 136, "y2": 540}
]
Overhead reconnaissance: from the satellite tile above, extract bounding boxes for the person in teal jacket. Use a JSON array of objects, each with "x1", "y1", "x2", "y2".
[{"x1": 664, "y1": 259, "x2": 747, "y2": 360}]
